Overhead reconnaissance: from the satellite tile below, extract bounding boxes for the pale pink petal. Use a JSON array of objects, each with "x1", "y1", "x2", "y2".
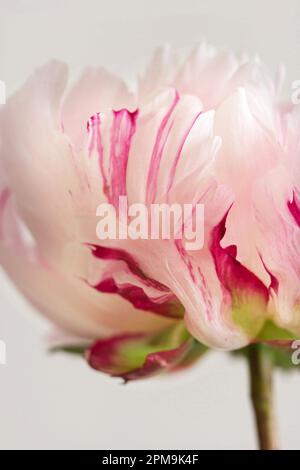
[
  {"x1": 62, "y1": 67, "x2": 135, "y2": 150},
  {"x1": 0, "y1": 191, "x2": 173, "y2": 338}
]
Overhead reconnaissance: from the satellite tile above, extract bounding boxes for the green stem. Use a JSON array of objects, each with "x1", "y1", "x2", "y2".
[{"x1": 248, "y1": 344, "x2": 279, "y2": 450}]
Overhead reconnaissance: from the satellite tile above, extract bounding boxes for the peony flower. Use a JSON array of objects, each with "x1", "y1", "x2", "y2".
[{"x1": 0, "y1": 43, "x2": 299, "y2": 381}]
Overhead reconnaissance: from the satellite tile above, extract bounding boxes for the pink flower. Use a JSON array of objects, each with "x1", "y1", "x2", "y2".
[{"x1": 0, "y1": 44, "x2": 299, "y2": 379}]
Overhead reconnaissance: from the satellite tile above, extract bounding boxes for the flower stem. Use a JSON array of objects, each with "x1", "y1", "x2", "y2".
[{"x1": 248, "y1": 344, "x2": 279, "y2": 450}]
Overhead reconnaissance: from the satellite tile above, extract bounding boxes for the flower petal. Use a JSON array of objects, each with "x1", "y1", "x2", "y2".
[
  {"x1": 0, "y1": 189, "x2": 173, "y2": 338},
  {"x1": 86, "y1": 324, "x2": 207, "y2": 381},
  {"x1": 62, "y1": 67, "x2": 134, "y2": 150}
]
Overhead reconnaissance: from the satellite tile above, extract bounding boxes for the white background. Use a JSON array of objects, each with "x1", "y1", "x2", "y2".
[{"x1": 0, "y1": 0, "x2": 300, "y2": 450}]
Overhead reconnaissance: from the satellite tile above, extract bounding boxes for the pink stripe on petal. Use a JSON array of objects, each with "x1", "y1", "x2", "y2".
[
  {"x1": 86, "y1": 244, "x2": 184, "y2": 318},
  {"x1": 146, "y1": 90, "x2": 179, "y2": 205},
  {"x1": 87, "y1": 113, "x2": 110, "y2": 199},
  {"x1": 94, "y1": 277, "x2": 182, "y2": 318},
  {"x1": 174, "y1": 237, "x2": 214, "y2": 322},
  {"x1": 109, "y1": 109, "x2": 138, "y2": 208},
  {"x1": 211, "y1": 211, "x2": 269, "y2": 303},
  {"x1": 288, "y1": 191, "x2": 300, "y2": 227},
  {"x1": 0, "y1": 188, "x2": 11, "y2": 239},
  {"x1": 166, "y1": 111, "x2": 202, "y2": 195},
  {"x1": 259, "y1": 254, "x2": 279, "y2": 294},
  {"x1": 0, "y1": 188, "x2": 10, "y2": 213},
  {"x1": 88, "y1": 244, "x2": 170, "y2": 291},
  {"x1": 88, "y1": 109, "x2": 138, "y2": 207},
  {"x1": 175, "y1": 238, "x2": 196, "y2": 283}
]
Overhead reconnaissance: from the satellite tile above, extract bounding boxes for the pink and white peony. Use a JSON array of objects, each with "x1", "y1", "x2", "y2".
[{"x1": 0, "y1": 43, "x2": 299, "y2": 379}]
